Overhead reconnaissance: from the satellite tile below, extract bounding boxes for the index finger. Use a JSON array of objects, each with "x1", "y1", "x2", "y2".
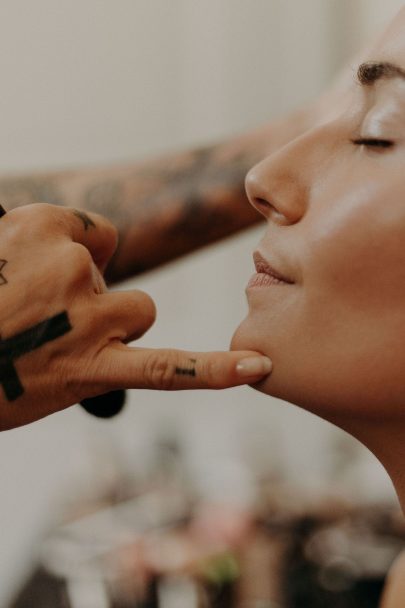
[{"x1": 97, "y1": 344, "x2": 273, "y2": 391}]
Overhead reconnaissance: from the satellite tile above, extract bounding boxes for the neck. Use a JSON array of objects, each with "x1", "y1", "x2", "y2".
[{"x1": 333, "y1": 414, "x2": 405, "y2": 513}]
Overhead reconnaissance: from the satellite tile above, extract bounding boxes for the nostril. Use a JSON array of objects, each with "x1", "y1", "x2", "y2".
[
  {"x1": 253, "y1": 196, "x2": 291, "y2": 225},
  {"x1": 255, "y1": 197, "x2": 271, "y2": 209},
  {"x1": 249, "y1": 195, "x2": 273, "y2": 219}
]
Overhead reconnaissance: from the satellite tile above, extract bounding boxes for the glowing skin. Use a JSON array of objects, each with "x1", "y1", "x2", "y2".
[{"x1": 231, "y1": 8, "x2": 405, "y2": 513}]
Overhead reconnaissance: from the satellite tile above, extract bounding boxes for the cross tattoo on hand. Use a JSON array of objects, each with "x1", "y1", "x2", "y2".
[{"x1": 0, "y1": 311, "x2": 72, "y2": 401}]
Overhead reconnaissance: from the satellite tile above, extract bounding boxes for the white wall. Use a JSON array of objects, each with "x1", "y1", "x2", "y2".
[
  {"x1": 356, "y1": 0, "x2": 405, "y2": 38},
  {"x1": 0, "y1": 1, "x2": 402, "y2": 604}
]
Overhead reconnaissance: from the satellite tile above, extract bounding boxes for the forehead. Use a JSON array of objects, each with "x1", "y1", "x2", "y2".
[{"x1": 368, "y1": 8, "x2": 405, "y2": 67}]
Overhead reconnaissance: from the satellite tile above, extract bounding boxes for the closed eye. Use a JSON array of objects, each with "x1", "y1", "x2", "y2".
[{"x1": 351, "y1": 138, "x2": 394, "y2": 149}]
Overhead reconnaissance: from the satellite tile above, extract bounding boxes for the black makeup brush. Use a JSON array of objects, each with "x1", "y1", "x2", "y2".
[{"x1": 80, "y1": 389, "x2": 126, "y2": 418}]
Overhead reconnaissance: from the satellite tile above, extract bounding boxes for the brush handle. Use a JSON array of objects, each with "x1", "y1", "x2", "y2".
[{"x1": 80, "y1": 389, "x2": 126, "y2": 418}]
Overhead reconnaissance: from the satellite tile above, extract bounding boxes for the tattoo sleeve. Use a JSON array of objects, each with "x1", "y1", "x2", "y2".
[{"x1": 0, "y1": 111, "x2": 309, "y2": 284}]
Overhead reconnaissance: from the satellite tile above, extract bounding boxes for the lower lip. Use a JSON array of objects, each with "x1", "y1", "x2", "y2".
[{"x1": 247, "y1": 272, "x2": 289, "y2": 288}]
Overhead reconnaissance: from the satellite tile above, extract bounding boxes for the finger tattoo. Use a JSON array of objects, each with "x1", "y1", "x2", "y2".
[
  {"x1": 73, "y1": 209, "x2": 96, "y2": 231},
  {"x1": 0, "y1": 311, "x2": 72, "y2": 401},
  {"x1": 175, "y1": 358, "x2": 197, "y2": 377}
]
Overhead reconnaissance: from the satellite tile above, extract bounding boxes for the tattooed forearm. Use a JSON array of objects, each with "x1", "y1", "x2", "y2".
[
  {"x1": 100, "y1": 142, "x2": 265, "y2": 282},
  {"x1": 0, "y1": 260, "x2": 7, "y2": 286},
  {"x1": 0, "y1": 143, "x2": 260, "y2": 284},
  {"x1": 83, "y1": 180, "x2": 129, "y2": 228},
  {"x1": 0, "y1": 120, "x2": 295, "y2": 283},
  {"x1": 0, "y1": 311, "x2": 72, "y2": 401}
]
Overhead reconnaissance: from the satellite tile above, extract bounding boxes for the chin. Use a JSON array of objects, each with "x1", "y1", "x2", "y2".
[
  {"x1": 230, "y1": 316, "x2": 254, "y2": 353},
  {"x1": 231, "y1": 313, "x2": 274, "y2": 361},
  {"x1": 232, "y1": 316, "x2": 388, "y2": 432},
  {"x1": 232, "y1": 316, "x2": 319, "y2": 410},
  {"x1": 231, "y1": 318, "x2": 276, "y2": 397}
]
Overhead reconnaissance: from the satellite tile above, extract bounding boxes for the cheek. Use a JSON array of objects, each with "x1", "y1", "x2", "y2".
[
  {"x1": 307, "y1": 172, "x2": 405, "y2": 312},
  {"x1": 232, "y1": 174, "x2": 405, "y2": 417}
]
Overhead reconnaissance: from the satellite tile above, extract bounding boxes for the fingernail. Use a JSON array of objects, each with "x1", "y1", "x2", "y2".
[{"x1": 236, "y1": 356, "x2": 272, "y2": 377}]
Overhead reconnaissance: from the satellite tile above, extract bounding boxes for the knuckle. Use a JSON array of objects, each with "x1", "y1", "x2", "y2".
[
  {"x1": 69, "y1": 242, "x2": 94, "y2": 282},
  {"x1": 61, "y1": 350, "x2": 107, "y2": 400},
  {"x1": 7, "y1": 205, "x2": 28, "y2": 223},
  {"x1": 6, "y1": 203, "x2": 62, "y2": 246},
  {"x1": 104, "y1": 221, "x2": 119, "y2": 253},
  {"x1": 200, "y1": 357, "x2": 223, "y2": 388},
  {"x1": 144, "y1": 351, "x2": 176, "y2": 390},
  {"x1": 23, "y1": 202, "x2": 58, "y2": 231},
  {"x1": 134, "y1": 290, "x2": 156, "y2": 327},
  {"x1": 83, "y1": 211, "x2": 119, "y2": 262}
]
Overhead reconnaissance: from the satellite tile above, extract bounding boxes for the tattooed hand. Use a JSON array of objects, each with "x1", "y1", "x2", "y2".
[{"x1": 0, "y1": 203, "x2": 272, "y2": 430}]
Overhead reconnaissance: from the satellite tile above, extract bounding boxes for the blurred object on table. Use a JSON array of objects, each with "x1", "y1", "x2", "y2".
[
  {"x1": 10, "y1": 474, "x2": 405, "y2": 607},
  {"x1": 265, "y1": 490, "x2": 405, "y2": 607},
  {"x1": 7, "y1": 433, "x2": 405, "y2": 607}
]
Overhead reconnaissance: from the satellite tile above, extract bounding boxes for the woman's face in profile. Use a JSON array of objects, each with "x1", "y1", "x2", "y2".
[{"x1": 232, "y1": 9, "x2": 405, "y2": 423}]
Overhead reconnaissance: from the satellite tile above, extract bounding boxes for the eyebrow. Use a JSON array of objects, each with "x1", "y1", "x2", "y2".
[{"x1": 357, "y1": 61, "x2": 405, "y2": 86}]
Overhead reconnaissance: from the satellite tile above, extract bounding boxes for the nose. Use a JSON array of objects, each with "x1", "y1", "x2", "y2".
[{"x1": 245, "y1": 132, "x2": 312, "y2": 225}]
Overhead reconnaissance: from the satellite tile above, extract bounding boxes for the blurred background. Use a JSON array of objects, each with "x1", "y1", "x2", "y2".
[{"x1": 1, "y1": 1, "x2": 405, "y2": 606}]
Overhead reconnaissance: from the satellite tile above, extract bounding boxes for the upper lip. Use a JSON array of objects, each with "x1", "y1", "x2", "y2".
[{"x1": 253, "y1": 251, "x2": 294, "y2": 284}]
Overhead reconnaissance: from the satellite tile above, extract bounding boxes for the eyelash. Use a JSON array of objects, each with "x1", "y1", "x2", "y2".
[{"x1": 351, "y1": 138, "x2": 394, "y2": 149}]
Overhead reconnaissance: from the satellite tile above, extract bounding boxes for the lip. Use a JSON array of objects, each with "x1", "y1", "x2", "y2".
[{"x1": 247, "y1": 251, "x2": 294, "y2": 288}]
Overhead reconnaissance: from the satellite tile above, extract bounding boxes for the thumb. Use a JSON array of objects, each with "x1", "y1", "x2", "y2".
[{"x1": 97, "y1": 343, "x2": 273, "y2": 391}]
